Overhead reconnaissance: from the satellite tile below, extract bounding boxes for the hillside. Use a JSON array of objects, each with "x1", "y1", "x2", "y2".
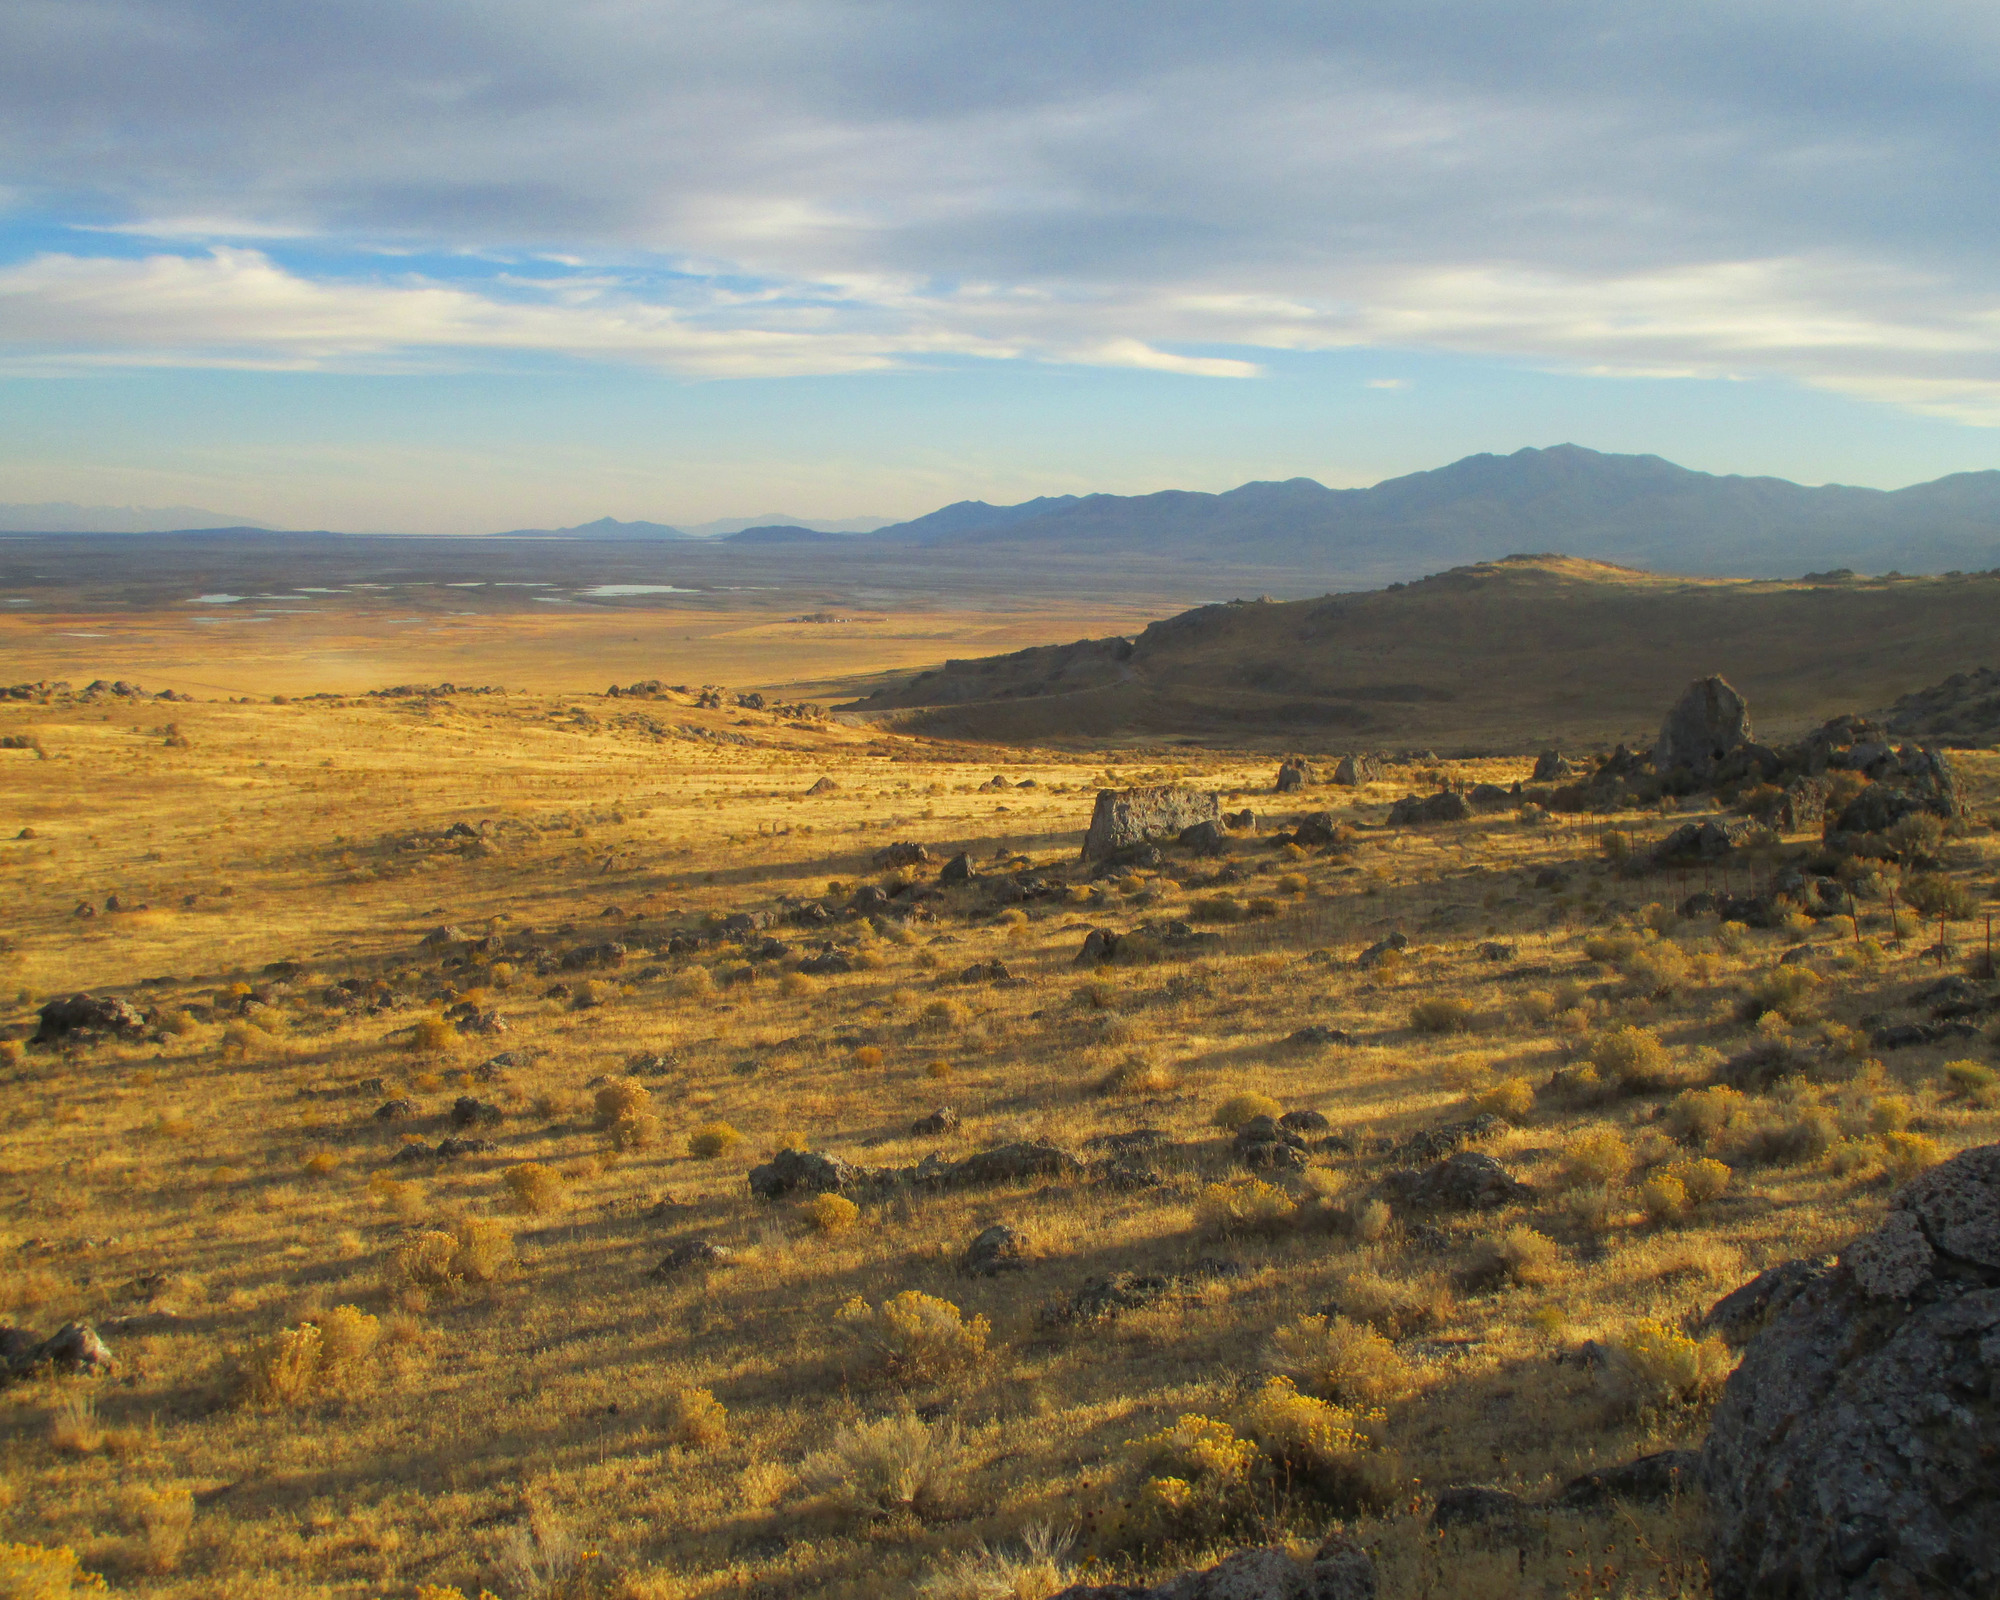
[
  {"x1": 873, "y1": 445, "x2": 2000, "y2": 579},
  {"x1": 850, "y1": 556, "x2": 2000, "y2": 750}
]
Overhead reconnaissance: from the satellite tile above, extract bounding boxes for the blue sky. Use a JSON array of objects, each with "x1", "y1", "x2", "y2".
[{"x1": 2, "y1": 1, "x2": 1998, "y2": 532}]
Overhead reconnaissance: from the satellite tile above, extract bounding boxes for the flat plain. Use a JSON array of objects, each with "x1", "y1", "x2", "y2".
[{"x1": 2, "y1": 552, "x2": 1998, "y2": 1600}]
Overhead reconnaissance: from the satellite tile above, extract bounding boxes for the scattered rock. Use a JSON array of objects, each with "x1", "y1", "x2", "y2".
[
  {"x1": 419, "y1": 925, "x2": 472, "y2": 947},
  {"x1": 1278, "y1": 1109, "x2": 1330, "y2": 1133},
  {"x1": 941, "y1": 1141, "x2": 1083, "y2": 1186},
  {"x1": 1223, "y1": 809, "x2": 1258, "y2": 830},
  {"x1": 434, "y1": 1136, "x2": 496, "y2": 1158},
  {"x1": 940, "y1": 852, "x2": 976, "y2": 885},
  {"x1": 1651, "y1": 818, "x2": 1747, "y2": 864},
  {"x1": 650, "y1": 1239, "x2": 734, "y2": 1278},
  {"x1": 962, "y1": 1224, "x2": 1028, "y2": 1276},
  {"x1": 1275, "y1": 759, "x2": 1312, "y2": 793},
  {"x1": 806, "y1": 776, "x2": 838, "y2": 794},
  {"x1": 959, "y1": 959, "x2": 1011, "y2": 982},
  {"x1": 1283, "y1": 1024, "x2": 1357, "y2": 1047},
  {"x1": 797, "y1": 948, "x2": 855, "y2": 975},
  {"x1": 1477, "y1": 941, "x2": 1516, "y2": 961},
  {"x1": 911, "y1": 1107, "x2": 960, "y2": 1137},
  {"x1": 1081, "y1": 786, "x2": 1221, "y2": 861},
  {"x1": 1332, "y1": 754, "x2": 1379, "y2": 787},
  {"x1": 1531, "y1": 750, "x2": 1576, "y2": 781},
  {"x1": 3, "y1": 1321, "x2": 112, "y2": 1378},
  {"x1": 1179, "y1": 820, "x2": 1226, "y2": 853},
  {"x1": 1556, "y1": 1450, "x2": 1700, "y2": 1510},
  {"x1": 32, "y1": 993, "x2": 146, "y2": 1044},
  {"x1": 372, "y1": 1098, "x2": 417, "y2": 1120},
  {"x1": 871, "y1": 841, "x2": 931, "y2": 869},
  {"x1": 450, "y1": 1096, "x2": 503, "y2": 1128},
  {"x1": 747, "y1": 1148, "x2": 863, "y2": 1199},
  {"x1": 1703, "y1": 1141, "x2": 2000, "y2": 1599},
  {"x1": 1430, "y1": 1486, "x2": 1528, "y2": 1529},
  {"x1": 1391, "y1": 1115, "x2": 1505, "y2": 1164}
]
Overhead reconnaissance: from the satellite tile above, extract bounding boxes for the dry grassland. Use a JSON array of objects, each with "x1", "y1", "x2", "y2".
[{"x1": 1, "y1": 686, "x2": 1997, "y2": 1598}]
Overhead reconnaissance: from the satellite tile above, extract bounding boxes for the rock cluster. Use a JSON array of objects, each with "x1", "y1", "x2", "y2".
[
  {"x1": 0, "y1": 1321, "x2": 113, "y2": 1378},
  {"x1": 32, "y1": 993, "x2": 146, "y2": 1044},
  {"x1": 747, "y1": 1140, "x2": 1084, "y2": 1199},
  {"x1": 1703, "y1": 1142, "x2": 2000, "y2": 1598}
]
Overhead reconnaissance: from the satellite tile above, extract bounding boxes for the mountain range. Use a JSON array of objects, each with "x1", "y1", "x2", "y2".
[
  {"x1": 0, "y1": 500, "x2": 269, "y2": 533},
  {"x1": 864, "y1": 445, "x2": 2000, "y2": 577}
]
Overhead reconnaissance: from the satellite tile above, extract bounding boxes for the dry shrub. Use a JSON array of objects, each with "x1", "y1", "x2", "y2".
[
  {"x1": 1276, "y1": 873, "x2": 1309, "y2": 895},
  {"x1": 593, "y1": 1078, "x2": 651, "y2": 1125},
  {"x1": 129, "y1": 1486, "x2": 195, "y2": 1574},
  {"x1": 1903, "y1": 872, "x2": 1974, "y2": 920},
  {"x1": 1194, "y1": 1179, "x2": 1296, "y2": 1239},
  {"x1": 854, "y1": 1045, "x2": 885, "y2": 1069},
  {"x1": 1740, "y1": 1106, "x2": 1838, "y2": 1167},
  {"x1": 1470, "y1": 1225, "x2": 1561, "y2": 1288},
  {"x1": 799, "y1": 1413, "x2": 968, "y2": 1520},
  {"x1": 1588, "y1": 1026, "x2": 1674, "y2": 1092},
  {"x1": 407, "y1": 1014, "x2": 457, "y2": 1054},
  {"x1": 662, "y1": 1386, "x2": 728, "y2": 1449},
  {"x1": 688, "y1": 1121, "x2": 743, "y2": 1159},
  {"x1": 801, "y1": 1192, "x2": 860, "y2": 1235},
  {"x1": 1878, "y1": 1130, "x2": 1945, "y2": 1181},
  {"x1": 302, "y1": 1150, "x2": 341, "y2": 1176},
  {"x1": 919, "y1": 999, "x2": 969, "y2": 1034},
  {"x1": 1560, "y1": 1128, "x2": 1634, "y2": 1188},
  {"x1": 839, "y1": 1291, "x2": 989, "y2": 1383},
  {"x1": 1409, "y1": 997, "x2": 1475, "y2": 1035},
  {"x1": 1210, "y1": 1091, "x2": 1282, "y2": 1131},
  {"x1": 1131, "y1": 1413, "x2": 1261, "y2": 1545},
  {"x1": 1240, "y1": 1377, "x2": 1393, "y2": 1514},
  {"x1": 237, "y1": 1304, "x2": 380, "y2": 1406},
  {"x1": 1665, "y1": 1086, "x2": 1748, "y2": 1149},
  {"x1": 925, "y1": 1059, "x2": 953, "y2": 1080},
  {"x1": 0, "y1": 1542, "x2": 108, "y2": 1595},
  {"x1": 916, "y1": 1524, "x2": 1076, "y2": 1600},
  {"x1": 1739, "y1": 967, "x2": 1820, "y2": 1025},
  {"x1": 388, "y1": 1219, "x2": 514, "y2": 1298},
  {"x1": 1600, "y1": 1319, "x2": 1734, "y2": 1418},
  {"x1": 1190, "y1": 895, "x2": 1242, "y2": 923},
  {"x1": 1867, "y1": 1095, "x2": 1913, "y2": 1134},
  {"x1": 1265, "y1": 1313, "x2": 1413, "y2": 1405},
  {"x1": 674, "y1": 965, "x2": 715, "y2": 999},
  {"x1": 503, "y1": 1162, "x2": 566, "y2": 1215},
  {"x1": 1472, "y1": 1077, "x2": 1535, "y2": 1121},
  {"x1": 1098, "y1": 1054, "x2": 1175, "y2": 1096},
  {"x1": 1334, "y1": 1269, "x2": 1453, "y2": 1339},
  {"x1": 1941, "y1": 1059, "x2": 1999, "y2": 1105},
  {"x1": 1637, "y1": 1170, "x2": 1689, "y2": 1226}
]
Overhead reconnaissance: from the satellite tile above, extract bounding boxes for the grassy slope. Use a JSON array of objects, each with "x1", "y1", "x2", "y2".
[{"x1": 0, "y1": 689, "x2": 1994, "y2": 1597}]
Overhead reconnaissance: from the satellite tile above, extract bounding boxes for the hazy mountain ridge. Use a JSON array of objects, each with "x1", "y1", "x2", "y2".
[
  {"x1": 871, "y1": 445, "x2": 2000, "y2": 576},
  {"x1": 0, "y1": 501, "x2": 272, "y2": 533}
]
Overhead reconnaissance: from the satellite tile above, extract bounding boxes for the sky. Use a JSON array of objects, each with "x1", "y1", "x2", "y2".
[{"x1": 2, "y1": 1, "x2": 1998, "y2": 533}]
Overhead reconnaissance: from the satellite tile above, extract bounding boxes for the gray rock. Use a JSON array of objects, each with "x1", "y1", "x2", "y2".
[
  {"x1": 1391, "y1": 1115, "x2": 1505, "y2": 1165},
  {"x1": 450, "y1": 1096, "x2": 503, "y2": 1127},
  {"x1": 942, "y1": 1141, "x2": 1083, "y2": 1186},
  {"x1": 1703, "y1": 1141, "x2": 2000, "y2": 1599},
  {"x1": 32, "y1": 993, "x2": 146, "y2": 1043},
  {"x1": 1284, "y1": 1025, "x2": 1357, "y2": 1047},
  {"x1": 1531, "y1": 750, "x2": 1576, "y2": 781},
  {"x1": 1076, "y1": 927, "x2": 1123, "y2": 964},
  {"x1": 1332, "y1": 755, "x2": 1379, "y2": 787},
  {"x1": 1179, "y1": 820, "x2": 1226, "y2": 853},
  {"x1": 1654, "y1": 675, "x2": 1752, "y2": 781},
  {"x1": 10, "y1": 1322, "x2": 113, "y2": 1376},
  {"x1": 1556, "y1": 1450, "x2": 1699, "y2": 1509},
  {"x1": 870, "y1": 841, "x2": 931, "y2": 868},
  {"x1": 962, "y1": 1223, "x2": 1027, "y2": 1276},
  {"x1": 1700, "y1": 1257, "x2": 1836, "y2": 1345},
  {"x1": 419, "y1": 924, "x2": 472, "y2": 947},
  {"x1": 1275, "y1": 759, "x2": 1312, "y2": 793},
  {"x1": 1238, "y1": 1140, "x2": 1309, "y2": 1171},
  {"x1": 911, "y1": 1106, "x2": 960, "y2": 1136},
  {"x1": 1081, "y1": 786, "x2": 1221, "y2": 861},
  {"x1": 372, "y1": 1098, "x2": 417, "y2": 1120},
  {"x1": 1387, "y1": 791, "x2": 1470, "y2": 826},
  {"x1": 797, "y1": 948, "x2": 854, "y2": 975},
  {"x1": 1354, "y1": 931, "x2": 1409, "y2": 968},
  {"x1": 1154, "y1": 1545, "x2": 1304, "y2": 1600},
  {"x1": 1279, "y1": 1109, "x2": 1330, "y2": 1133},
  {"x1": 940, "y1": 852, "x2": 975, "y2": 885},
  {"x1": 747, "y1": 1148, "x2": 862, "y2": 1199},
  {"x1": 1236, "y1": 1114, "x2": 1306, "y2": 1150},
  {"x1": 1651, "y1": 818, "x2": 1747, "y2": 864},
  {"x1": 1430, "y1": 1486, "x2": 1528, "y2": 1528},
  {"x1": 1381, "y1": 1150, "x2": 1532, "y2": 1212}
]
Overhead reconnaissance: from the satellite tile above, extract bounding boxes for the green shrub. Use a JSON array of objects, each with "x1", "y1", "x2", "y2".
[{"x1": 1903, "y1": 873, "x2": 1974, "y2": 920}]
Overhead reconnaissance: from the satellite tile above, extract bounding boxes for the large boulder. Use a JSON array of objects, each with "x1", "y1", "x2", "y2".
[
  {"x1": 1654, "y1": 676, "x2": 1752, "y2": 781},
  {"x1": 1081, "y1": 787, "x2": 1221, "y2": 861},
  {"x1": 33, "y1": 993, "x2": 146, "y2": 1044},
  {"x1": 1331, "y1": 754, "x2": 1379, "y2": 787},
  {"x1": 1650, "y1": 818, "x2": 1747, "y2": 865},
  {"x1": 1274, "y1": 759, "x2": 1312, "y2": 793},
  {"x1": 1379, "y1": 1151, "x2": 1532, "y2": 1211},
  {"x1": 939, "y1": 1141, "x2": 1083, "y2": 1186},
  {"x1": 1703, "y1": 1142, "x2": 2000, "y2": 1599}
]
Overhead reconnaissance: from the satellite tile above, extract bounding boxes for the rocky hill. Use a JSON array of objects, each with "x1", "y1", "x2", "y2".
[{"x1": 850, "y1": 555, "x2": 2000, "y2": 750}]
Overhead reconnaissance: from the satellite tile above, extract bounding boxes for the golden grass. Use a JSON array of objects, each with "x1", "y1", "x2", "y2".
[{"x1": 0, "y1": 684, "x2": 1995, "y2": 1596}]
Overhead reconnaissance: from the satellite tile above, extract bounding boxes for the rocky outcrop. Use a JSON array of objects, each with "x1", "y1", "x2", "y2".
[
  {"x1": 1703, "y1": 1142, "x2": 2000, "y2": 1599},
  {"x1": 1274, "y1": 758, "x2": 1312, "y2": 793},
  {"x1": 747, "y1": 1148, "x2": 864, "y2": 1198},
  {"x1": 1386, "y1": 791, "x2": 1469, "y2": 826},
  {"x1": 1, "y1": 1321, "x2": 112, "y2": 1378},
  {"x1": 1081, "y1": 786, "x2": 1221, "y2": 861},
  {"x1": 1378, "y1": 1151, "x2": 1531, "y2": 1212},
  {"x1": 33, "y1": 993, "x2": 146, "y2": 1044},
  {"x1": 1650, "y1": 818, "x2": 1747, "y2": 864},
  {"x1": 1331, "y1": 754, "x2": 1379, "y2": 786},
  {"x1": 1654, "y1": 676, "x2": 1752, "y2": 781}
]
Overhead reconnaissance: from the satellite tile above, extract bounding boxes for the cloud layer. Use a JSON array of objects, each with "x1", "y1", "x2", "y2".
[{"x1": 2, "y1": 1, "x2": 1998, "y2": 417}]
